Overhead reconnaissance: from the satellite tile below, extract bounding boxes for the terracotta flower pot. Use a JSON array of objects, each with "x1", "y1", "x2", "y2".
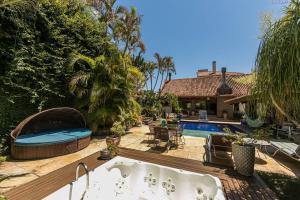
[
  {"x1": 106, "y1": 136, "x2": 121, "y2": 146},
  {"x1": 232, "y1": 143, "x2": 255, "y2": 176}
]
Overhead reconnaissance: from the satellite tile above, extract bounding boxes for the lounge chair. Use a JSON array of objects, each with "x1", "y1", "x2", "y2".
[
  {"x1": 199, "y1": 110, "x2": 208, "y2": 121},
  {"x1": 10, "y1": 107, "x2": 92, "y2": 159},
  {"x1": 268, "y1": 140, "x2": 300, "y2": 162}
]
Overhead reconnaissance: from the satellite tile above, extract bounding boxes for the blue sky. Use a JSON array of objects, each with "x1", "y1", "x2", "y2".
[{"x1": 118, "y1": 0, "x2": 288, "y2": 79}]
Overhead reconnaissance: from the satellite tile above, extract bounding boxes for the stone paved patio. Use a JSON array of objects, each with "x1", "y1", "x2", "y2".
[{"x1": 1, "y1": 125, "x2": 300, "y2": 194}]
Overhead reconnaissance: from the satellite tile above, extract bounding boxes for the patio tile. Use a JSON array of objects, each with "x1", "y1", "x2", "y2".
[{"x1": 1, "y1": 124, "x2": 300, "y2": 195}]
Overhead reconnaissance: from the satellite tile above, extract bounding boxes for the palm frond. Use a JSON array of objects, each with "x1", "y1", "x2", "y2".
[{"x1": 68, "y1": 54, "x2": 96, "y2": 71}]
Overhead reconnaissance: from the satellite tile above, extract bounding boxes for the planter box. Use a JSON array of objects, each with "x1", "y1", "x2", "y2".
[{"x1": 232, "y1": 143, "x2": 255, "y2": 176}]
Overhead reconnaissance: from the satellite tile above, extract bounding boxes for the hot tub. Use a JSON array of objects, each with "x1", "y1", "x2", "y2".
[{"x1": 44, "y1": 156, "x2": 225, "y2": 200}]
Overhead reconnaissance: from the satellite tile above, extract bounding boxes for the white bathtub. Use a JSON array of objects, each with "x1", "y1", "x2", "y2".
[{"x1": 44, "y1": 156, "x2": 225, "y2": 200}]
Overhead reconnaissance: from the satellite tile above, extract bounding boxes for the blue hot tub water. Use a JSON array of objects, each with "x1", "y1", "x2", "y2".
[{"x1": 179, "y1": 122, "x2": 240, "y2": 138}]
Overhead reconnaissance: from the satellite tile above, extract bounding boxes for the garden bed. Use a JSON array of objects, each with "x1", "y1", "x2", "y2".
[{"x1": 258, "y1": 171, "x2": 300, "y2": 200}]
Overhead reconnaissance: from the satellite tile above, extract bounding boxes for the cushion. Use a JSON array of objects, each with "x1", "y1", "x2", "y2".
[
  {"x1": 60, "y1": 128, "x2": 92, "y2": 139},
  {"x1": 15, "y1": 128, "x2": 91, "y2": 146}
]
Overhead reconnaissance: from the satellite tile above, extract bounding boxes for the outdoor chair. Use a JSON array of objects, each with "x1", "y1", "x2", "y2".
[
  {"x1": 292, "y1": 129, "x2": 300, "y2": 143},
  {"x1": 154, "y1": 127, "x2": 171, "y2": 152},
  {"x1": 205, "y1": 134, "x2": 236, "y2": 162},
  {"x1": 153, "y1": 126, "x2": 161, "y2": 147},
  {"x1": 276, "y1": 124, "x2": 292, "y2": 138},
  {"x1": 267, "y1": 140, "x2": 300, "y2": 162},
  {"x1": 199, "y1": 110, "x2": 208, "y2": 121},
  {"x1": 145, "y1": 125, "x2": 156, "y2": 146},
  {"x1": 142, "y1": 116, "x2": 153, "y2": 125},
  {"x1": 176, "y1": 125, "x2": 185, "y2": 146},
  {"x1": 276, "y1": 124, "x2": 300, "y2": 141}
]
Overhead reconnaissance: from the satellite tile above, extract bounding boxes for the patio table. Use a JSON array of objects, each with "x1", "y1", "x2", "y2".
[{"x1": 243, "y1": 138, "x2": 271, "y2": 158}]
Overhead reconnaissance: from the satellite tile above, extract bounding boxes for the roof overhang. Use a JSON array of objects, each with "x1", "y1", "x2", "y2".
[
  {"x1": 178, "y1": 95, "x2": 217, "y2": 99},
  {"x1": 224, "y1": 95, "x2": 250, "y2": 105}
]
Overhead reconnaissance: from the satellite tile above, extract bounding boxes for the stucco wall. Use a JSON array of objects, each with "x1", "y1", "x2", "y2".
[{"x1": 217, "y1": 96, "x2": 234, "y2": 119}]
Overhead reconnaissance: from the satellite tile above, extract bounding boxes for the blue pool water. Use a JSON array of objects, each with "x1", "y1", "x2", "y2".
[{"x1": 180, "y1": 121, "x2": 240, "y2": 138}]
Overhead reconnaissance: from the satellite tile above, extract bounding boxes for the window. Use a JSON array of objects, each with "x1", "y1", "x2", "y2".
[
  {"x1": 195, "y1": 101, "x2": 206, "y2": 109},
  {"x1": 186, "y1": 102, "x2": 192, "y2": 109}
]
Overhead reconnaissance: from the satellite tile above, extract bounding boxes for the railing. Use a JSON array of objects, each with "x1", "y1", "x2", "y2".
[{"x1": 69, "y1": 162, "x2": 90, "y2": 200}]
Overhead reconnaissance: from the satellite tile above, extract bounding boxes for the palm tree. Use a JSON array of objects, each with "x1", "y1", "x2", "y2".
[
  {"x1": 68, "y1": 52, "x2": 142, "y2": 131},
  {"x1": 158, "y1": 56, "x2": 175, "y2": 94},
  {"x1": 0, "y1": 0, "x2": 36, "y2": 9},
  {"x1": 113, "y1": 6, "x2": 143, "y2": 55},
  {"x1": 144, "y1": 61, "x2": 156, "y2": 91},
  {"x1": 0, "y1": 0, "x2": 23, "y2": 7},
  {"x1": 153, "y1": 52, "x2": 164, "y2": 92},
  {"x1": 92, "y1": 0, "x2": 117, "y2": 34},
  {"x1": 164, "y1": 56, "x2": 176, "y2": 81}
]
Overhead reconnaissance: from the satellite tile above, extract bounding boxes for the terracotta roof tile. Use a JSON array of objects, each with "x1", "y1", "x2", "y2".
[{"x1": 161, "y1": 74, "x2": 253, "y2": 98}]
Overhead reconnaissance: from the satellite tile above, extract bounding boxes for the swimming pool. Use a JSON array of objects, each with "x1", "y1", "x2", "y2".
[{"x1": 180, "y1": 121, "x2": 240, "y2": 138}]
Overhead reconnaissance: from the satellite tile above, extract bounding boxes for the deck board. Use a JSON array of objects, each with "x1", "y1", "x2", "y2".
[{"x1": 4, "y1": 147, "x2": 277, "y2": 200}]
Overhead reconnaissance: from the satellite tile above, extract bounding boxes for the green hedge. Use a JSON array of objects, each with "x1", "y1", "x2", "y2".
[
  {"x1": 0, "y1": 98, "x2": 36, "y2": 154},
  {"x1": 0, "y1": 0, "x2": 110, "y2": 155}
]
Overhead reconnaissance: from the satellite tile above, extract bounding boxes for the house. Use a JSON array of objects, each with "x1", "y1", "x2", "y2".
[{"x1": 161, "y1": 61, "x2": 253, "y2": 119}]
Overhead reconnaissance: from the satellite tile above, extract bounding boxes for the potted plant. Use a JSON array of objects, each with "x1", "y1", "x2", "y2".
[
  {"x1": 100, "y1": 142, "x2": 119, "y2": 159},
  {"x1": 232, "y1": 135, "x2": 255, "y2": 176},
  {"x1": 107, "y1": 143, "x2": 119, "y2": 158},
  {"x1": 222, "y1": 110, "x2": 228, "y2": 119},
  {"x1": 106, "y1": 121, "x2": 125, "y2": 147},
  {"x1": 223, "y1": 128, "x2": 255, "y2": 176}
]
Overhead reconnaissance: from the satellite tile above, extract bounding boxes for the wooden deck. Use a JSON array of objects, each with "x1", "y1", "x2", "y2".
[{"x1": 3, "y1": 148, "x2": 277, "y2": 200}]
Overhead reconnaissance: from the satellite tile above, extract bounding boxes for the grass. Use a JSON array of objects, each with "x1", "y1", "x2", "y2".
[{"x1": 258, "y1": 171, "x2": 300, "y2": 200}]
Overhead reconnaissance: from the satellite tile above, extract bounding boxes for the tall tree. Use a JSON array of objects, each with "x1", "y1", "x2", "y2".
[
  {"x1": 144, "y1": 61, "x2": 156, "y2": 91},
  {"x1": 252, "y1": 0, "x2": 300, "y2": 127},
  {"x1": 153, "y1": 52, "x2": 164, "y2": 92},
  {"x1": 159, "y1": 56, "x2": 175, "y2": 93},
  {"x1": 113, "y1": 6, "x2": 144, "y2": 55},
  {"x1": 91, "y1": 0, "x2": 117, "y2": 34}
]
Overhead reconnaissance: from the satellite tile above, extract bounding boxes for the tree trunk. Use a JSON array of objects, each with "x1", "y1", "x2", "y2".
[
  {"x1": 150, "y1": 73, "x2": 153, "y2": 91},
  {"x1": 123, "y1": 35, "x2": 130, "y2": 56},
  {"x1": 153, "y1": 70, "x2": 160, "y2": 92},
  {"x1": 270, "y1": 93, "x2": 300, "y2": 127},
  {"x1": 158, "y1": 71, "x2": 166, "y2": 97},
  {"x1": 164, "y1": 69, "x2": 169, "y2": 81}
]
